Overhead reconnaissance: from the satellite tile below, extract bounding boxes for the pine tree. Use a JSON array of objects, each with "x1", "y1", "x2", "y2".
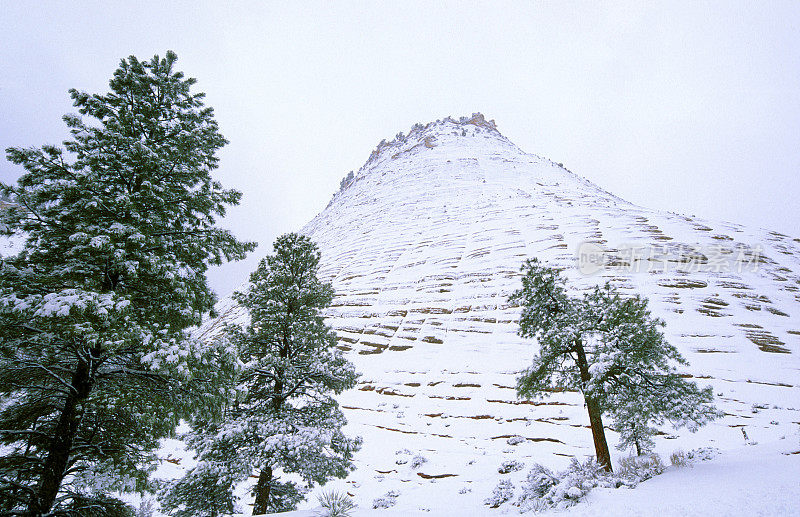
[
  {"x1": 510, "y1": 258, "x2": 719, "y2": 470},
  {"x1": 163, "y1": 233, "x2": 361, "y2": 516},
  {"x1": 0, "y1": 51, "x2": 255, "y2": 515}
]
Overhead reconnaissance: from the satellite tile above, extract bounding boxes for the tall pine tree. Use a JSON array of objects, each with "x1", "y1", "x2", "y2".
[
  {"x1": 510, "y1": 258, "x2": 719, "y2": 470},
  {"x1": 163, "y1": 233, "x2": 361, "y2": 516},
  {"x1": 0, "y1": 51, "x2": 255, "y2": 515}
]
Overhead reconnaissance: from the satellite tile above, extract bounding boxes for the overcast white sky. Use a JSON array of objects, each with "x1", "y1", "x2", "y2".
[{"x1": 1, "y1": 1, "x2": 799, "y2": 296}]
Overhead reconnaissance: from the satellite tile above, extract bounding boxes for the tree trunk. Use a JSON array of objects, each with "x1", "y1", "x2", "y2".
[
  {"x1": 26, "y1": 357, "x2": 94, "y2": 516},
  {"x1": 583, "y1": 394, "x2": 613, "y2": 471},
  {"x1": 253, "y1": 339, "x2": 284, "y2": 515},
  {"x1": 574, "y1": 341, "x2": 613, "y2": 472},
  {"x1": 252, "y1": 466, "x2": 273, "y2": 515}
]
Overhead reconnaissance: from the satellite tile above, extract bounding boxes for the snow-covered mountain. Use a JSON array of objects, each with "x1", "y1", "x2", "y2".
[{"x1": 194, "y1": 114, "x2": 800, "y2": 514}]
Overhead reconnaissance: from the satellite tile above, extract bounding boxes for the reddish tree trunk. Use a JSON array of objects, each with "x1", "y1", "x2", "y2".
[{"x1": 574, "y1": 341, "x2": 613, "y2": 472}]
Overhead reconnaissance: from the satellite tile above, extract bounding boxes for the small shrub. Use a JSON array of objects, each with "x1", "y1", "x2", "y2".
[
  {"x1": 517, "y1": 458, "x2": 632, "y2": 512},
  {"x1": 506, "y1": 436, "x2": 526, "y2": 446},
  {"x1": 372, "y1": 490, "x2": 399, "y2": 509},
  {"x1": 410, "y1": 455, "x2": 427, "y2": 469},
  {"x1": 318, "y1": 490, "x2": 356, "y2": 517},
  {"x1": 687, "y1": 447, "x2": 719, "y2": 462},
  {"x1": 517, "y1": 460, "x2": 590, "y2": 512},
  {"x1": 498, "y1": 460, "x2": 525, "y2": 474},
  {"x1": 670, "y1": 449, "x2": 689, "y2": 468},
  {"x1": 484, "y1": 480, "x2": 514, "y2": 508},
  {"x1": 617, "y1": 454, "x2": 665, "y2": 482},
  {"x1": 520, "y1": 463, "x2": 558, "y2": 500},
  {"x1": 671, "y1": 447, "x2": 719, "y2": 468},
  {"x1": 371, "y1": 497, "x2": 395, "y2": 510}
]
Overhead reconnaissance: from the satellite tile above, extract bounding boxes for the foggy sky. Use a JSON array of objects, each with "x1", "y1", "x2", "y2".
[{"x1": 2, "y1": 1, "x2": 798, "y2": 297}]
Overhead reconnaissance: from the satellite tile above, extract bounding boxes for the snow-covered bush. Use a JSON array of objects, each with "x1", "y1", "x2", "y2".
[
  {"x1": 671, "y1": 447, "x2": 719, "y2": 468},
  {"x1": 513, "y1": 453, "x2": 678, "y2": 512},
  {"x1": 318, "y1": 490, "x2": 356, "y2": 517},
  {"x1": 617, "y1": 454, "x2": 665, "y2": 482},
  {"x1": 410, "y1": 455, "x2": 428, "y2": 469},
  {"x1": 517, "y1": 460, "x2": 590, "y2": 512},
  {"x1": 687, "y1": 447, "x2": 719, "y2": 461},
  {"x1": 484, "y1": 480, "x2": 515, "y2": 508},
  {"x1": 514, "y1": 463, "x2": 560, "y2": 512},
  {"x1": 371, "y1": 497, "x2": 395, "y2": 510},
  {"x1": 521, "y1": 463, "x2": 559, "y2": 500},
  {"x1": 372, "y1": 490, "x2": 400, "y2": 509},
  {"x1": 506, "y1": 436, "x2": 526, "y2": 446},
  {"x1": 515, "y1": 457, "x2": 641, "y2": 512},
  {"x1": 670, "y1": 449, "x2": 689, "y2": 468},
  {"x1": 498, "y1": 459, "x2": 525, "y2": 474}
]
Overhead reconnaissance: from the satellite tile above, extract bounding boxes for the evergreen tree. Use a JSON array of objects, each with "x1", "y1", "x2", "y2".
[
  {"x1": 164, "y1": 233, "x2": 361, "y2": 516},
  {"x1": 510, "y1": 258, "x2": 719, "y2": 470},
  {"x1": 0, "y1": 51, "x2": 255, "y2": 515}
]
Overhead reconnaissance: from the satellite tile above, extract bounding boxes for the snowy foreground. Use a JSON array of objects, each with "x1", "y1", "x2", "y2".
[
  {"x1": 559, "y1": 440, "x2": 800, "y2": 517},
  {"x1": 252, "y1": 439, "x2": 800, "y2": 517}
]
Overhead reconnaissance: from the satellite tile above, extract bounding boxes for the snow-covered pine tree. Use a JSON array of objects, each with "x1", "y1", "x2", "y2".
[
  {"x1": 510, "y1": 258, "x2": 719, "y2": 470},
  {"x1": 0, "y1": 51, "x2": 254, "y2": 515},
  {"x1": 163, "y1": 233, "x2": 361, "y2": 516}
]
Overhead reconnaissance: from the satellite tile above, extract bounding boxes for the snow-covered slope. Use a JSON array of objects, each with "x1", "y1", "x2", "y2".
[{"x1": 194, "y1": 114, "x2": 800, "y2": 514}]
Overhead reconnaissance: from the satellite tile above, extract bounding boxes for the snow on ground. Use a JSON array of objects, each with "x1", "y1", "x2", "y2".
[
  {"x1": 253, "y1": 440, "x2": 800, "y2": 516},
  {"x1": 553, "y1": 439, "x2": 800, "y2": 517},
  {"x1": 253, "y1": 438, "x2": 800, "y2": 516}
]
